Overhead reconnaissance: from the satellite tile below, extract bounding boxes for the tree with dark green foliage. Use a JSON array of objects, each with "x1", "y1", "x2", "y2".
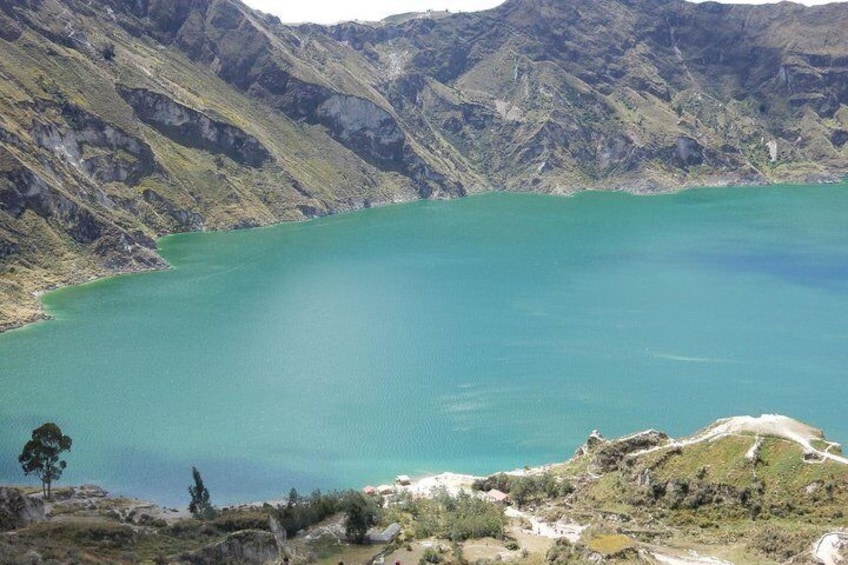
[
  {"x1": 273, "y1": 488, "x2": 345, "y2": 537},
  {"x1": 472, "y1": 471, "x2": 572, "y2": 508},
  {"x1": 343, "y1": 491, "x2": 379, "y2": 544},
  {"x1": 18, "y1": 422, "x2": 72, "y2": 499},
  {"x1": 188, "y1": 467, "x2": 216, "y2": 519}
]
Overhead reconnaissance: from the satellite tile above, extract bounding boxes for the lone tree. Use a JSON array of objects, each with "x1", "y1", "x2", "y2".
[
  {"x1": 18, "y1": 422, "x2": 72, "y2": 499},
  {"x1": 188, "y1": 467, "x2": 215, "y2": 519}
]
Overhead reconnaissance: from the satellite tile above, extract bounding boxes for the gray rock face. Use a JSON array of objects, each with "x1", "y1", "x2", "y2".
[
  {"x1": 0, "y1": 487, "x2": 45, "y2": 532},
  {"x1": 175, "y1": 530, "x2": 279, "y2": 565},
  {"x1": 316, "y1": 94, "x2": 406, "y2": 169},
  {"x1": 0, "y1": 237, "x2": 18, "y2": 259},
  {"x1": 31, "y1": 105, "x2": 157, "y2": 186},
  {"x1": 589, "y1": 430, "x2": 670, "y2": 473},
  {"x1": 673, "y1": 136, "x2": 704, "y2": 168},
  {"x1": 118, "y1": 86, "x2": 272, "y2": 168},
  {"x1": 142, "y1": 189, "x2": 205, "y2": 231},
  {"x1": 0, "y1": 155, "x2": 165, "y2": 269},
  {"x1": 120, "y1": 0, "x2": 435, "y2": 190},
  {"x1": 0, "y1": 167, "x2": 103, "y2": 243},
  {"x1": 597, "y1": 135, "x2": 637, "y2": 172},
  {"x1": 0, "y1": 8, "x2": 23, "y2": 41}
]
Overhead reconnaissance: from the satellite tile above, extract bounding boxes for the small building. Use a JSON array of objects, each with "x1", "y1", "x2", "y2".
[
  {"x1": 395, "y1": 475, "x2": 412, "y2": 486},
  {"x1": 486, "y1": 489, "x2": 510, "y2": 504},
  {"x1": 367, "y1": 522, "x2": 402, "y2": 544},
  {"x1": 377, "y1": 484, "x2": 395, "y2": 495},
  {"x1": 363, "y1": 485, "x2": 377, "y2": 495}
]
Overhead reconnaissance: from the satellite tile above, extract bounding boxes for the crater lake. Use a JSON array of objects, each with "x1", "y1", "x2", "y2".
[{"x1": 2, "y1": 185, "x2": 847, "y2": 505}]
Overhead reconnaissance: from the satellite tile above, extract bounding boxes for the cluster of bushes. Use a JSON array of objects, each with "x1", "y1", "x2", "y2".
[
  {"x1": 420, "y1": 547, "x2": 444, "y2": 564},
  {"x1": 271, "y1": 488, "x2": 380, "y2": 542},
  {"x1": 748, "y1": 524, "x2": 814, "y2": 561},
  {"x1": 386, "y1": 487, "x2": 506, "y2": 541},
  {"x1": 272, "y1": 489, "x2": 344, "y2": 537},
  {"x1": 273, "y1": 486, "x2": 506, "y2": 545},
  {"x1": 472, "y1": 472, "x2": 573, "y2": 506},
  {"x1": 632, "y1": 474, "x2": 765, "y2": 519}
]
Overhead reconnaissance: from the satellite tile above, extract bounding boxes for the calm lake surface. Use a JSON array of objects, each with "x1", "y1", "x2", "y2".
[{"x1": 2, "y1": 185, "x2": 848, "y2": 505}]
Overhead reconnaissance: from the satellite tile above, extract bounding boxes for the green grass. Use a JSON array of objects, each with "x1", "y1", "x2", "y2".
[{"x1": 586, "y1": 534, "x2": 635, "y2": 555}]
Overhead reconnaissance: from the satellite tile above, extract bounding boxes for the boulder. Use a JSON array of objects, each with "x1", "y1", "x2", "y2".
[
  {"x1": 0, "y1": 487, "x2": 45, "y2": 531},
  {"x1": 174, "y1": 530, "x2": 279, "y2": 565},
  {"x1": 590, "y1": 430, "x2": 670, "y2": 473}
]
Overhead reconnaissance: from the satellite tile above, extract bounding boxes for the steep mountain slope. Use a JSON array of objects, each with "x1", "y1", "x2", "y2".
[{"x1": 1, "y1": 0, "x2": 846, "y2": 329}]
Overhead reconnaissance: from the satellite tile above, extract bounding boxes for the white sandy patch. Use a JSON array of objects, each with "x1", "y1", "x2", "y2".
[
  {"x1": 402, "y1": 472, "x2": 480, "y2": 497},
  {"x1": 652, "y1": 550, "x2": 733, "y2": 565},
  {"x1": 399, "y1": 462, "x2": 566, "y2": 499},
  {"x1": 505, "y1": 506, "x2": 587, "y2": 543},
  {"x1": 814, "y1": 532, "x2": 848, "y2": 565},
  {"x1": 744, "y1": 436, "x2": 763, "y2": 460}
]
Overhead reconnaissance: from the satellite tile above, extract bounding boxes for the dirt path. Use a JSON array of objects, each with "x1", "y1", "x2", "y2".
[{"x1": 651, "y1": 552, "x2": 733, "y2": 565}]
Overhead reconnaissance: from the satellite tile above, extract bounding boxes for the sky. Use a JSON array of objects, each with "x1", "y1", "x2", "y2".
[{"x1": 242, "y1": 0, "x2": 845, "y2": 25}]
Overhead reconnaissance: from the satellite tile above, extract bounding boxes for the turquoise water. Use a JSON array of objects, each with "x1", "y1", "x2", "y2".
[{"x1": 2, "y1": 185, "x2": 848, "y2": 505}]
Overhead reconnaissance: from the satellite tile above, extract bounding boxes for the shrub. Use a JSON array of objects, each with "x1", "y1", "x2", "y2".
[
  {"x1": 213, "y1": 511, "x2": 270, "y2": 533},
  {"x1": 101, "y1": 42, "x2": 115, "y2": 61},
  {"x1": 472, "y1": 472, "x2": 571, "y2": 507},
  {"x1": 413, "y1": 489, "x2": 506, "y2": 541},
  {"x1": 748, "y1": 525, "x2": 810, "y2": 560},
  {"x1": 421, "y1": 548, "x2": 444, "y2": 564}
]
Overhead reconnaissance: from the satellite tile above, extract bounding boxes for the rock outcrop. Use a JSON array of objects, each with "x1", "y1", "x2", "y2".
[
  {"x1": 117, "y1": 86, "x2": 271, "y2": 168},
  {"x1": 315, "y1": 94, "x2": 406, "y2": 171},
  {"x1": 0, "y1": 165, "x2": 104, "y2": 244},
  {"x1": 0, "y1": 487, "x2": 45, "y2": 532},
  {"x1": 175, "y1": 530, "x2": 279, "y2": 565},
  {"x1": 588, "y1": 430, "x2": 670, "y2": 473},
  {"x1": 31, "y1": 104, "x2": 157, "y2": 186}
]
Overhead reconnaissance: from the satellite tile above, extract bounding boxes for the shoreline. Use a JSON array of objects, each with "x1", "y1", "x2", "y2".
[
  {"x1": 15, "y1": 414, "x2": 839, "y2": 509},
  {"x1": 5, "y1": 414, "x2": 848, "y2": 565},
  {"x1": 2, "y1": 176, "x2": 844, "y2": 335}
]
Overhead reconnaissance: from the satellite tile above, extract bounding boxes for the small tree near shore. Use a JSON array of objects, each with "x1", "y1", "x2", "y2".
[
  {"x1": 19, "y1": 422, "x2": 72, "y2": 499},
  {"x1": 188, "y1": 467, "x2": 216, "y2": 519},
  {"x1": 343, "y1": 491, "x2": 379, "y2": 544}
]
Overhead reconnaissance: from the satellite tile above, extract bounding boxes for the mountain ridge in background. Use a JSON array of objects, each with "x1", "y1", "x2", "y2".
[{"x1": 1, "y1": 0, "x2": 847, "y2": 328}]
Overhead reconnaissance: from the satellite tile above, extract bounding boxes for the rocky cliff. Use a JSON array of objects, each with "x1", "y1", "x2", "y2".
[{"x1": 0, "y1": 0, "x2": 847, "y2": 328}]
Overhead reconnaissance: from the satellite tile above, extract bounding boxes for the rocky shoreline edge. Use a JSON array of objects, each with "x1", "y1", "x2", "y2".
[
  {"x1": 3, "y1": 175, "x2": 845, "y2": 335},
  {"x1": 3, "y1": 414, "x2": 848, "y2": 564}
]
